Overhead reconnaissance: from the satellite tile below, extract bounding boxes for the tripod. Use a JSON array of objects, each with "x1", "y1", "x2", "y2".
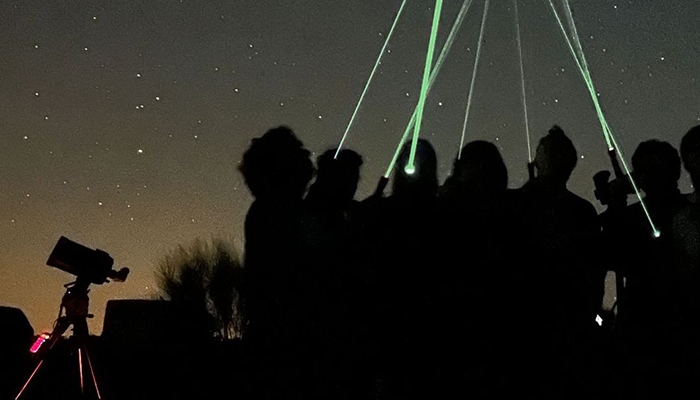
[{"x1": 16, "y1": 278, "x2": 103, "y2": 400}]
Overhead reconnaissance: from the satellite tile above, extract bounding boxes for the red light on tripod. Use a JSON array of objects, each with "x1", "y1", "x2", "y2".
[{"x1": 30, "y1": 333, "x2": 51, "y2": 354}]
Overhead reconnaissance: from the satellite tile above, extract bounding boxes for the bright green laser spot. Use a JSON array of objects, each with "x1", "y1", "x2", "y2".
[
  {"x1": 406, "y1": 0, "x2": 443, "y2": 173},
  {"x1": 608, "y1": 129, "x2": 660, "y2": 237},
  {"x1": 404, "y1": 165, "x2": 416, "y2": 175},
  {"x1": 335, "y1": 0, "x2": 407, "y2": 158},
  {"x1": 548, "y1": 0, "x2": 659, "y2": 237},
  {"x1": 385, "y1": 0, "x2": 475, "y2": 178},
  {"x1": 558, "y1": 0, "x2": 659, "y2": 236},
  {"x1": 385, "y1": 118, "x2": 412, "y2": 177}
]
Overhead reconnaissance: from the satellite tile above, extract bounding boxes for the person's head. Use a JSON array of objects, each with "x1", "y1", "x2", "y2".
[
  {"x1": 631, "y1": 139, "x2": 681, "y2": 196},
  {"x1": 534, "y1": 125, "x2": 578, "y2": 185},
  {"x1": 680, "y1": 125, "x2": 700, "y2": 189},
  {"x1": 308, "y1": 148, "x2": 363, "y2": 205},
  {"x1": 452, "y1": 140, "x2": 508, "y2": 195},
  {"x1": 239, "y1": 126, "x2": 314, "y2": 202},
  {"x1": 394, "y1": 138, "x2": 438, "y2": 198},
  {"x1": 0, "y1": 307, "x2": 33, "y2": 348}
]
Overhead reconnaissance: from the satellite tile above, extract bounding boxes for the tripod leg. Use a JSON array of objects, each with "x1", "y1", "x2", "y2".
[
  {"x1": 78, "y1": 348, "x2": 85, "y2": 395},
  {"x1": 15, "y1": 317, "x2": 72, "y2": 400},
  {"x1": 14, "y1": 360, "x2": 45, "y2": 400},
  {"x1": 82, "y1": 346, "x2": 103, "y2": 400}
]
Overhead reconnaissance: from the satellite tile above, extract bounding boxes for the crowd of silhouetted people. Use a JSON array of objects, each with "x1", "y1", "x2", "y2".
[
  {"x1": 5, "y1": 123, "x2": 700, "y2": 400},
  {"x1": 238, "y1": 123, "x2": 700, "y2": 399}
]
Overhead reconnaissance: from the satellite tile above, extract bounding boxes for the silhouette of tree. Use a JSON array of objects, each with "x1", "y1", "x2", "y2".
[{"x1": 155, "y1": 238, "x2": 244, "y2": 339}]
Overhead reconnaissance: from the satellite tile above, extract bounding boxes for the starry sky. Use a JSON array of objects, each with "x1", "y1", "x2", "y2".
[{"x1": 1, "y1": 0, "x2": 698, "y2": 334}]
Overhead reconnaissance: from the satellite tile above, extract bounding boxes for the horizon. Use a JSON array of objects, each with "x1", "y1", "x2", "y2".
[{"x1": 1, "y1": 0, "x2": 698, "y2": 334}]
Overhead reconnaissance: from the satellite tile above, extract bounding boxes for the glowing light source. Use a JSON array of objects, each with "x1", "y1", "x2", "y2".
[
  {"x1": 653, "y1": 230, "x2": 661, "y2": 238},
  {"x1": 385, "y1": 0, "x2": 475, "y2": 178},
  {"x1": 404, "y1": 165, "x2": 415, "y2": 175},
  {"x1": 548, "y1": 0, "x2": 660, "y2": 238},
  {"x1": 406, "y1": 0, "x2": 443, "y2": 173},
  {"x1": 595, "y1": 315, "x2": 603, "y2": 326},
  {"x1": 29, "y1": 333, "x2": 51, "y2": 354}
]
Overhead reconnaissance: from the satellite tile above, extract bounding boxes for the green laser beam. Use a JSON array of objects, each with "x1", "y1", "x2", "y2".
[
  {"x1": 549, "y1": 0, "x2": 612, "y2": 140},
  {"x1": 335, "y1": 0, "x2": 408, "y2": 158},
  {"x1": 607, "y1": 128, "x2": 661, "y2": 237},
  {"x1": 385, "y1": 0, "x2": 475, "y2": 177},
  {"x1": 405, "y1": 0, "x2": 444, "y2": 174},
  {"x1": 458, "y1": 0, "x2": 490, "y2": 160},
  {"x1": 514, "y1": 0, "x2": 532, "y2": 163},
  {"x1": 560, "y1": 0, "x2": 659, "y2": 237},
  {"x1": 430, "y1": 0, "x2": 475, "y2": 94},
  {"x1": 546, "y1": 0, "x2": 613, "y2": 150},
  {"x1": 562, "y1": 0, "x2": 592, "y2": 88},
  {"x1": 561, "y1": 0, "x2": 614, "y2": 144},
  {"x1": 560, "y1": 0, "x2": 609, "y2": 139}
]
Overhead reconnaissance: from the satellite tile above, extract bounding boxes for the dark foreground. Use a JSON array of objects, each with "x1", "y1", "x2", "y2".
[{"x1": 3, "y1": 325, "x2": 700, "y2": 400}]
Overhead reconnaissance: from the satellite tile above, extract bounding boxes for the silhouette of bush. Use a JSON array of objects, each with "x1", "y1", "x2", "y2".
[{"x1": 155, "y1": 238, "x2": 244, "y2": 339}]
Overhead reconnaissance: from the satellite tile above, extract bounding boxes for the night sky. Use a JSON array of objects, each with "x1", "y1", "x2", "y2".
[{"x1": 1, "y1": 0, "x2": 698, "y2": 334}]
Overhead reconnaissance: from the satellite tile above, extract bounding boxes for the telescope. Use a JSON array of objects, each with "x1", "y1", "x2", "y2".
[
  {"x1": 47, "y1": 236, "x2": 129, "y2": 285},
  {"x1": 15, "y1": 236, "x2": 129, "y2": 400}
]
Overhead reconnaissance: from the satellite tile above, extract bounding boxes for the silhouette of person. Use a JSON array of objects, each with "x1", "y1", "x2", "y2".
[
  {"x1": 675, "y1": 126, "x2": 700, "y2": 281},
  {"x1": 299, "y1": 148, "x2": 372, "y2": 399},
  {"x1": 615, "y1": 140, "x2": 686, "y2": 327},
  {"x1": 512, "y1": 125, "x2": 604, "y2": 397},
  {"x1": 306, "y1": 149, "x2": 362, "y2": 212},
  {"x1": 436, "y1": 140, "x2": 531, "y2": 397},
  {"x1": 0, "y1": 307, "x2": 34, "y2": 399},
  {"x1": 361, "y1": 138, "x2": 440, "y2": 400},
  {"x1": 670, "y1": 125, "x2": 700, "y2": 395},
  {"x1": 238, "y1": 126, "x2": 314, "y2": 399},
  {"x1": 602, "y1": 139, "x2": 689, "y2": 397},
  {"x1": 440, "y1": 140, "x2": 508, "y2": 204}
]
